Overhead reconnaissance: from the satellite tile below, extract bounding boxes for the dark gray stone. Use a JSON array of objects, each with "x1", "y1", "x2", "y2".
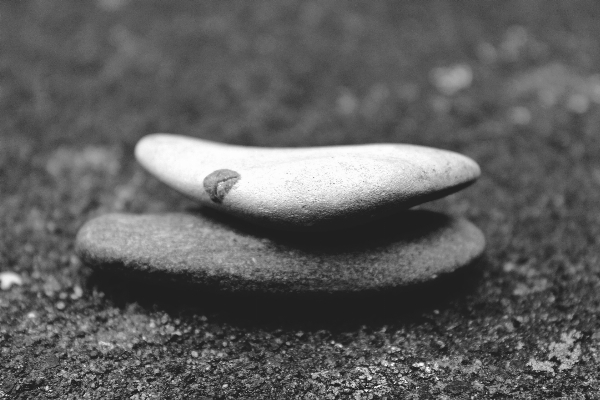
[{"x1": 75, "y1": 209, "x2": 485, "y2": 293}]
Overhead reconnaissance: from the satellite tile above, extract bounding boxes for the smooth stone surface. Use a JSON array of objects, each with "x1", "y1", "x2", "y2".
[
  {"x1": 75, "y1": 210, "x2": 485, "y2": 293},
  {"x1": 135, "y1": 134, "x2": 481, "y2": 231}
]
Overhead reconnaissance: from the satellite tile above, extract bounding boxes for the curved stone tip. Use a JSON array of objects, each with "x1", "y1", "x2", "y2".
[
  {"x1": 74, "y1": 218, "x2": 99, "y2": 265},
  {"x1": 134, "y1": 133, "x2": 167, "y2": 168},
  {"x1": 464, "y1": 154, "x2": 482, "y2": 183}
]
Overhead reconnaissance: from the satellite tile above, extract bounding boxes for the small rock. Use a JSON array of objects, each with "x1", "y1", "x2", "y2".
[
  {"x1": 0, "y1": 272, "x2": 23, "y2": 290},
  {"x1": 70, "y1": 285, "x2": 83, "y2": 300},
  {"x1": 566, "y1": 94, "x2": 589, "y2": 114},
  {"x1": 75, "y1": 210, "x2": 485, "y2": 293},
  {"x1": 431, "y1": 64, "x2": 473, "y2": 96},
  {"x1": 135, "y1": 134, "x2": 481, "y2": 231}
]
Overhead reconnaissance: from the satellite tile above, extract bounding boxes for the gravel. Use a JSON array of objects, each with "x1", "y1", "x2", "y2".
[{"x1": 2, "y1": 1, "x2": 600, "y2": 398}]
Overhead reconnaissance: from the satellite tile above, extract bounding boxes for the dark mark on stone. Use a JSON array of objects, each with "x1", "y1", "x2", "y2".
[{"x1": 203, "y1": 169, "x2": 240, "y2": 203}]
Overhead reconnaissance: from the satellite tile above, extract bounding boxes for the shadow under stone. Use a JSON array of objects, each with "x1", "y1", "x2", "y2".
[
  {"x1": 189, "y1": 206, "x2": 465, "y2": 251},
  {"x1": 87, "y1": 255, "x2": 487, "y2": 330}
]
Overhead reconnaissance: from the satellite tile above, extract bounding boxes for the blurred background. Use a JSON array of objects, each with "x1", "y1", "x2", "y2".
[
  {"x1": 2, "y1": 1, "x2": 600, "y2": 398},
  {"x1": 6, "y1": 0, "x2": 600, "y2": 147}
]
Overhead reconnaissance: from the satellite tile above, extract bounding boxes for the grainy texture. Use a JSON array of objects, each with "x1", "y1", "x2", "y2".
[
  {"x1": 2, "y1": 1, "x2": 600, "y2": 399},
  {"x1": 135, "y1": 134, "x2": 480, "y2": 230},
  {"x1": 75, "y1": 210, "x2": 485, "y2": 293}
]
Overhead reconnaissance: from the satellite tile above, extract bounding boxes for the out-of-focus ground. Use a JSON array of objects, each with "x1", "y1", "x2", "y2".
[{"x1": 2, "y1": 1, "x2": 600, "y2": 398}]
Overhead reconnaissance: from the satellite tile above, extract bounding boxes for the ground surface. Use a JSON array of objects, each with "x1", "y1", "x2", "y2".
[{"x1": 2, "y1": 1, "x2": 600, "y2": 399}]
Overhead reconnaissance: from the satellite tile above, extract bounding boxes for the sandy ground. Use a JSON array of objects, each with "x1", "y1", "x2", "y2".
[{"x1": 2, "y1": 1, "x2": 600, "y2": 398}]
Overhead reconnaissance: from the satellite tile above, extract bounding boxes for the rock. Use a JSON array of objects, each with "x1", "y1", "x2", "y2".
[
  {"x1": 0, "y1": 271, "x2": 23, "y2": 290},
  {"x1": 135, "y1": 134, "x2": 481, "y2": 231},
  {"x1": 75, "y1": 210, "x2": 485, "y2": 293}
]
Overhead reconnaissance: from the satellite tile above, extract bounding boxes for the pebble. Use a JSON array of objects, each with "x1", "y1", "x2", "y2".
[
  {"x1": 75, "y1": 210, "x2": 485, "y2": 293},
  {"x1": 135, "y1": 134, "x2": 481, "y2": 231},
  {"x1": 0, "y1": 272, "x2": 23, "y2": 290},
  {"x1": 431, "y1": 64, "x2": 473, "y2": 95}
]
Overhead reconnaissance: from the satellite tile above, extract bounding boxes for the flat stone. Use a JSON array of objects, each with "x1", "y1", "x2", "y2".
[
  {"x1": 135, "y1": 134, "x2": 481, "y2": 231},
  {"x1": 75, "y1": 210, "x2": 485, "y2": 293}
]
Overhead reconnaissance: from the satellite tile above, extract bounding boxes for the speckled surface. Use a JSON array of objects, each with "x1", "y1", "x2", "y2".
[
  {"x1": 2, "y1": 1, "x2": 600, "y2": 399},
  {"x1": 135, "y1": 134, "x2": 480, "y2": 230},
  {"x1": 75, "y1": 210, "x2": 485, "y2": 293}
]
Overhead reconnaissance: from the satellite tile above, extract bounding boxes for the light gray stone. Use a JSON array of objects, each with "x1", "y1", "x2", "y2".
[
  {"x1": 135, "y1": 134, "x2": 481, "y2": 231},
  {"x1": 75, "y1": 210, "x2": 485, "y2": 293}
]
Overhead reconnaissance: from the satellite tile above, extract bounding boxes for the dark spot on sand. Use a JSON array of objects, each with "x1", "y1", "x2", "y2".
[{"x1": 203, "y1": 169, "x2": 240, "y2": 203}]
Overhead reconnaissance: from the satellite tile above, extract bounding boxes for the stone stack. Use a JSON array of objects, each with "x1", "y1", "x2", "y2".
[{"x1": 75, "y1": 134, "x2": 485, "y2": 293}]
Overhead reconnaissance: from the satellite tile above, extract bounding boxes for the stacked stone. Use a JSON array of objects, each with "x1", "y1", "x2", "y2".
[{"x1": 76, "y1": 134, "x2": 485, "y2": 293}]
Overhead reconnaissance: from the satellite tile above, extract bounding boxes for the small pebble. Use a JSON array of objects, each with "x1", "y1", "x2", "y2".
[
  {"x1": 566, "y1": 94, "x2": 589, "y2": 114},
  {"x1": 70, "y1": 285, "x2": 83, "y2": 300},
  {"x1": 0, "y1": 272, "x2": 23, "y2": 290},
  {"x1": 431, "y1": 64, "x2": 473, "y2": 95}
]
